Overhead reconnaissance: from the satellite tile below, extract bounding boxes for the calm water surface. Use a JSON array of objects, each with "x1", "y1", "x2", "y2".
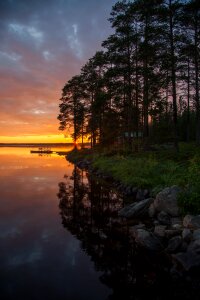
[
  {"x1": 0, "y1": 147, "x2": 111, "y2": 300},
  {"x1": 1, "y1": 147, "x2": 200, "y2": 300}
]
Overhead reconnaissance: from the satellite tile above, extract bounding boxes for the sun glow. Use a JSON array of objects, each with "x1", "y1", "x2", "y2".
[{"x1": 0, "y1": 134, "x2": 73, "y2": 144}]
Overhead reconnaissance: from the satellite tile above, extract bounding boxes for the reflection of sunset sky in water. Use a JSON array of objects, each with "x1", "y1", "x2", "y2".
[{"x1": 0, "y1": 147, "x2": 111, "y2": 300}]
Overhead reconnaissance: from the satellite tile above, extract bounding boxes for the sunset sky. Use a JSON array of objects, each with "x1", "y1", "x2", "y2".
[{"x1": 0, "y1": 0, "x2": 116, "y2": 143}]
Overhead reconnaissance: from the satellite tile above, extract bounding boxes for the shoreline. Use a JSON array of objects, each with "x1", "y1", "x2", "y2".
[
  {"x1": 0, "y1": 143, "x2": 72, "y2": 147},
  {"x1": 66, "y1": 147, "x2": 200, "y2": 276}
]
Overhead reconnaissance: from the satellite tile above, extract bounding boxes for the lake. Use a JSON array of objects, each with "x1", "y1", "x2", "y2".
[
  {"x1": 1, "y1": 147, "x2": 199, "y2": 300},
  {"x1": 0, "y1": 146, "x2": 112, "y2": 300}
]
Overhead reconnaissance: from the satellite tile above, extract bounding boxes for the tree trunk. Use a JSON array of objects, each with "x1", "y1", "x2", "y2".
[
  {"x1": 186, "y1": 55, "x2": 190, "y2": 142},
  {"x1": 81, "y1": 122, "x2": 84, "y2": 148},
  {"x1": 194, "y1": 14, "x2": 200, "y2": 144},
  {"x1": 143, "y1": 14, "x2": 149, "y2": 140},
  {"x1": 135, "y1": 33, "x2": 139, "y2": 151},
  {"x1": 73, "y1": 97, "x2": 77, "y2": 147},
  {"x1": 127, "y1": 33, "x2": 133, "y2": 151},
  {"x1": 169, "y1": 0, "x2": 179, "y2": 152}
]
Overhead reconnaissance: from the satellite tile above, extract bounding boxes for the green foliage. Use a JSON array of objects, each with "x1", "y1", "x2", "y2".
[
  {"x1": 178, "y1": 188, "x2": 200, "y2": 215},
  {"x1": 59, "y1": 0, "x2": 200, "y2": 210},
  {"x1": 178, "y1": 155, "x2": 200, "y2": 214},
  {"x1": 68, "y1": 144, "x2": 200, "y2": 214},
  {"x1": 93, "y1": 154, "x2": 186, "y2": 189},
  {"x1": 67, "y1": 148, "x2": 93, "y2": 163},
  {"x1": 188, "y1": 155, "x2": 200, "y2": 185}
]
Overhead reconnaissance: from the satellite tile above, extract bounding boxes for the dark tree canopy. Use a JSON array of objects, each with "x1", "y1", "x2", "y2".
[{"x1": 58, "y1": 0, "x2": 200, "y2": 151}]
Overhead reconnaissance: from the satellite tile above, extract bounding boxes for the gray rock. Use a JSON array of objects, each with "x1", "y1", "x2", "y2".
[
  {"x1": 154, "y1": 225, "x2": 166, "y2": 238},
  {"x1": 166, "y1": 236, "x2": 182, "y2": 253},
  {"x1": 187, "y1": 239, "x2": 200, "y2": 254},
  {"x1": 157, "y1": 211, "x2": 171, "y2": 225},
  {"x1": 132, "y1": 187, "x2": 138, "y2": 195},
  {"x1": 154, "y1": 186, "x2": 181, "y2": 216},
  {"x1": 148, "y1": 203, "x2": 156, "y2": 218},
  {"x1": 125, "y1": 186, "x2": 132, "y2": 196},
  {"x1": 133, "y1": 229, "x2": 163, "y2": 251},
  {"x1": 173, "y1": 251, "x2": 200, "y2": 271},
  {"x1": 131, "y1": 223, "x2": 146, "y2": 230},
  {"x1": 193, "y1": 229, "x2": 200, "y2": 240},
  {"x1": 183, "y1": 215, "x2": 200, "y2": 229},
  {"x1": 136, "y1": 189, "x2": 145, "y2": 201},
  {"x1": 99, "y1": 232, "x2": 107, "y2": 240},
  {"x1": 165, "y1": 229, "x2": 182, "y2": 239},
  {"x1": 182, "y1": 228, "x2": 192, "y2": 243},
  {"x1": 172, "y1": 224, "x2": 182, "y2": 230},
  {"x1": 153, "y1": 220, "x2": 160, "y2": 226},
  {"x1": 144, "y1": 189, "x2": 149, "y2": 198},
  {"x1": 180, "y1": 241, "x2": 188, "y2": 252},
  {"x1": 118, "y1": 198, "x2": 154, "y2": 218},
  {"x1": 171, "y1": 217, "x2": 182, "y2": 226}
]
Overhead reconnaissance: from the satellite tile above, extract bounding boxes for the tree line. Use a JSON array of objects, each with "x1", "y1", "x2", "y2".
[{"x1": 58, "y1": 0, "x2": 200, "y2": 151}]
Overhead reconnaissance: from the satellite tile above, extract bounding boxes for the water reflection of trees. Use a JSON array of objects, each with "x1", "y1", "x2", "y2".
[
  {"x1": 57, "y1": 166, "x2": 190, "y2": 300},
  {"x1": 58, "y1": 166, "x2": 124, "y2": 236}
]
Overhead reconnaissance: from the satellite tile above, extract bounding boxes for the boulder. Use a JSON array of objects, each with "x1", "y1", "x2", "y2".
[
  {"x1": 171, "y1": 217, "x2": 182, "y2": 226},
  {"x1": 133, "y1": 229, "x2": 163, "y2": 251},
  {"x1": 193, "y1": 229, "x2": 200, "y2": 240},
  {"x1": 166, "y1": 236, "x2": 182, "y2": 253},
  {"x1": 165, "y1": 229, "x2": 182, "y2": 239},
  {"x1": 131, "y1": 223, "x2": 146, "y2": 230},
  {"x1": 144, "y1": 189, "x2": 150, "y2": 198},
  {"x1": 154, "y1": 186, "x2": 181, "y2": 216},
  {"x1": 125, "y1": 186, "x2": 133, "y2": 196},
  {"x1": 187, "y1": 239, "x2": 200, "y2": 254},
  {"x1": 153, "y1": 220, "x2": 160, "y2": 226},
  {"x1": 180, "y1": 241, "x2": 188, "y2": 252},
  {"x1": 118, "y1": 198, "x2": 153, "y2": 218},
  {"x1": 154, "y1": 225, "x2": 166, "y2": 238},
  {"x1": 131, "y1": 187, "x2": 138, "y2": 196},
  {"x1": 183, "y1": 215, "x2": 200, "y2": 229},
  {"x1": 136, "y1": 189, "x2": 145, "y2": 201},
  {"x1": 157, "y1": 211, "x2": 171, "y2": 225},
  {"x1": 135, "y1": 189, "x2": 149, "y2": 200},
  {"x1": 129, "y1": 224, "x2": 146, "y2": 237},
  {"x1": 182, "y1": 228, "x2": 193, "y2": 243},
  {"x1": 172, "y1": 224, "x2": 182, "y2": 230},
  {"x1": 148, "y1": 203, "x2": 156, "y2": 218},
  {"x1": 173, "y1": 251, "x2": 200, "y2": 271}
]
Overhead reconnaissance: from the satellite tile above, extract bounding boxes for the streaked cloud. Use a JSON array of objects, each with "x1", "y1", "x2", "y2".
[
  {"x1": 66, "y1": 23, "x2": 83, "y2": 59},
  {"x1": 9, "y1": 23, "x2": 43, "y2": 43},
  {"x1": 0, "y1": 50, "x2": 21, "y2": 62},
  {"x1": 0, "y1": 0, "x2": 116, "y2": 142}
]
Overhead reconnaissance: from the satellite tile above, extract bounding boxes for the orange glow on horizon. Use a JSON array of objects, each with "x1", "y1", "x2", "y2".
[
  {"x1": 0, "y1": 134, "x2": 72, "y2": 144},
  {"x1": 0, "y1": 134, "x2": 90, "y2": 144}
]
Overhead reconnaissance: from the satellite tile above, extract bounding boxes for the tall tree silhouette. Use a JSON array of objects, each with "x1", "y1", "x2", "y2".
[{"x1": 58, "y1": 0, "x2": 200, "y2": 150}]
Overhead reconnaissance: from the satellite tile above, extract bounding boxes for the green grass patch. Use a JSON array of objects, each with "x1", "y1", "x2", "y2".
[
  {"x1": 67, "y1": 143, "x2": 200, "y2": 214},
  {"x1": 178, "y1": 155, "x2": 200, "y2": 214},
  {"x1": 93, "y1": 155, "x2": 187, "y2": 189}
]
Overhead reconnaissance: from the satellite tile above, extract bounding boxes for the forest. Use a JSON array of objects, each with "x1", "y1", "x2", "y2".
[{"x1": 58, "y1": 0, "x2": 200, "y2": 152}]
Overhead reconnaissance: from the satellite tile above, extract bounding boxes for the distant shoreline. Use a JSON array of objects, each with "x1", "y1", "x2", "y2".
[
  {"x1": 0, "y1": 143, "x2": 71, "y2": 147},
  {"x1": 0, "y1": 143, "x2": 90, "y2": 147}
]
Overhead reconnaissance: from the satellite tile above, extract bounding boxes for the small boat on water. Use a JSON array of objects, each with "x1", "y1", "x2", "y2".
[{"x1": 30, "y1": 147, "x2": 53, "y2": 154}]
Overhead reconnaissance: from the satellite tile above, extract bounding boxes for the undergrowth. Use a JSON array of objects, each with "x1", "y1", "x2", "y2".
[{"x1": 67, "y1": 143, "x2": 200, "y2": 214}]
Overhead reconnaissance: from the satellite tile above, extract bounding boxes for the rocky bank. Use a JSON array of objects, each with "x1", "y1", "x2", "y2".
[
  {"x1": 68, "y1": 155, "x2": 200, "y2": 277},
  {"x1": 119, "y1": 185, "x2": 200, "y2": 275}
]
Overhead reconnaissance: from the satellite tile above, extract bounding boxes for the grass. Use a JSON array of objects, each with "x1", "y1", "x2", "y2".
[
  {"x1": 67, "y1": 143, "x2": 200, "y2": 214},
  {"x1": 92, "y1": 155, "x2": 187, "y2": 189}
]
